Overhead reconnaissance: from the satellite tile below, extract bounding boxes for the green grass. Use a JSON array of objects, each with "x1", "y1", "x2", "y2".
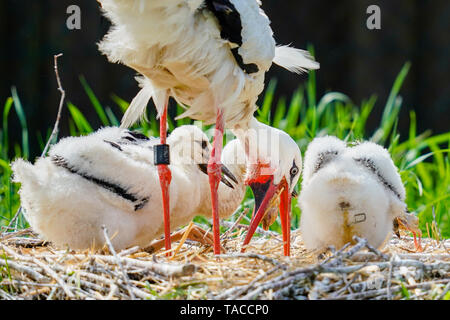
[{"x1": 1, "y1": 63, "x2": 449, "y2": 239}]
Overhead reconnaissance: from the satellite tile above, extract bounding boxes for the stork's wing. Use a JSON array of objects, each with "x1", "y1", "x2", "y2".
[
  {"x1": 47, "y1": 127, "x2": 153, "y2": 211},
  {"x1": 302, "y1": 136, "x2": 346, "y2": 186},
  {"x1": 348, "y1": 142, "x2": 405, "y2": 201}
]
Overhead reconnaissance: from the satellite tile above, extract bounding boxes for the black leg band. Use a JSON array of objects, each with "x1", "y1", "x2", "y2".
[{"x1": 154, "y1": 144, "x2": 170, "y2": 165}]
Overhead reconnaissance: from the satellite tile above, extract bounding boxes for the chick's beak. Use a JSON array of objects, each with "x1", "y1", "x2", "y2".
[
  {"x1": 242, "y1": 174, "x2": 291, "y2": 256},
  {"x1": 198, "y1": 164, "x2": 238, "y2": 189}
]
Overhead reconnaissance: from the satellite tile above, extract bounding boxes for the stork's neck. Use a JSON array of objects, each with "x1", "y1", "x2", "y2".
[{"x1": 231, "y1": 117, "x2": 273, "y2": 164}]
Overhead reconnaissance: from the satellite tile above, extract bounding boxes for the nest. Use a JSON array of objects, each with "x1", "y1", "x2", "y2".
[{"x1": 0, "y1": 223, "x2": 449, "y2": 300}]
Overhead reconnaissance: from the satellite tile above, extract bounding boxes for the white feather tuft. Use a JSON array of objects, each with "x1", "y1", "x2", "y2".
[
  {"x1": 273, "y1": 45, "x2": 320, "y2": 74},
  {"x1": 120, "y1": 77, "x2": 153, "y2": 129}
]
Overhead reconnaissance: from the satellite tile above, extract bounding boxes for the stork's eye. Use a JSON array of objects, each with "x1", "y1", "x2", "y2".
[
  {"x1": 202, "y1": 140, "x2": 208, "y2": 150},
  {"x1": 290, "y1": 161, "x2": 300, "y2": 180},
  {"x1": 290, "y1": 167, "x2": 299, "y2": 176}
]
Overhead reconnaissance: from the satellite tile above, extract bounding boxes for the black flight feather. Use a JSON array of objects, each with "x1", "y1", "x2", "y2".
[{"x1": 204, "y1": 0, "x2": 259, "y2": 74}]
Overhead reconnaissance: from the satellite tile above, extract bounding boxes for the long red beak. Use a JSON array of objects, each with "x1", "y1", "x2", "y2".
[{"x1": 241, "y1": 177, "x2": 291, "y2": 256}]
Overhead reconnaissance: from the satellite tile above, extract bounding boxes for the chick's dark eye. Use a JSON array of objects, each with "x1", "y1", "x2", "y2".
[{"x1": 201, "y1": 140, "x2": 208, "y2": 150}]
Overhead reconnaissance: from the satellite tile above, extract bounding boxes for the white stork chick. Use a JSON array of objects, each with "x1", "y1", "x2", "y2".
[
  {"x1": 298, "y1": 136, "x2": 418, "y2": 253},
  {"x1": 11, "y1": 126, "x2": 244, "y2": 251},
  {"x1": 97, "y1": 0, "x2": 318, "y2": 255}
]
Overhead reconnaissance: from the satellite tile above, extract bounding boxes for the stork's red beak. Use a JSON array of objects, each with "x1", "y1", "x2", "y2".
[{"x1": 242, "y1": 168, "x2": 291, "y2": 256}]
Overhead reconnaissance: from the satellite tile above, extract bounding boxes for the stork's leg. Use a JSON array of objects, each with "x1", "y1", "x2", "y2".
[
  {"x1": 208, "y1": 110, "x2": 225, "y2": 255},
  {"x1": 156, "y1": 98, "x2": 172, "y2": 255}
]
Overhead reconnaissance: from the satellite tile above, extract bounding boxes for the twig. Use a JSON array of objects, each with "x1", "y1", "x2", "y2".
[
  {"x1": 37, "y1": 253, "x2": 198, "y2": 278},
  {"x1": 7, "y1": 54, "x2": 66, "y2": 231},
  {"x1": 227, "y1": 265, "x2": 283, "y2": 300},
  {"x1": 0, "y1": 257, "x2": 47, "y2": 282},
  {"x1": 170, "y1": 221, "x2": 195, "y2": 259},
  {"x1": 386, "y1": 255, "x2": 394, "y2": 300},
  {"x1": 0, "y1": 228, "x2": 34, "y2": 241},
  {"x1": 216, "y1": 253, "x2": 287, "y2": 269},
  {"x1": 42, "y1": 53, "x2": 66, "y2": 156},
  {"x1": 241, "y1": 273, "x2": 310, "y2": 300},
  {"x1": 335, "y1": 279, "x2": 450, "y2": 300},
  {"x1": 31, "y1": 258, "x2": 75, "y2": 298},
  {"x1": 0, "y1": 289, "x2": 16, "y2": 300},
  {"x1": 437, "y1": 281, "x2": 450, "y2": 300},
  {"x1": 220, "y1": 208, "x2": 249, "y2": 240},
  {"x1": 351, "y1": 252, "x2": 450, "y2": 262},
  {"x1": 102, "y1": 225, "x2": 136, "y2": 300},
  {"x1": 219, "y1": 221, "x2": 282, "y2": 241},
  {"x1": 117, "y1": 246, "x2": 140, "y2": 257},
  {"x1": 354, "y1": 236, "x2": 390, "y2": 260}
]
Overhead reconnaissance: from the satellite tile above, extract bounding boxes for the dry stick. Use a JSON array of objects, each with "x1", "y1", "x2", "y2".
[
  {"x1": 213, "y1": 265, "x2": 283, "y2": 300},
  {"x1": 74, "y1": 270, "x2": 129, "y2": 299},
  {"x1": 220, "y1": 208, "x2": 249, "y2": 241},
  {"x1": 0, "y1": 289, "x2": 15, "y2": 300},
  {"x1": 335, "y1": 279, "x2": 450, "y2": 300},
  {"x1": 351, "y1": 252, "x2": 450, "y2": 262},
  {"x1": 4, "y1": 237, "x2": 46, "y2": 247},
  {"x1": 0, "y1": 257, "x2": 47, "y2": 282},
  {"x1": 102, "y1": 225, "x2": 136, "y2": 300},
  {"x1": 7, "y1": 54, "x2": 67, "y2": 231},
  {"x1": 437, "y1": 281, "x2": 450, "y2": 300},
  {"x1": 170, "y1": 221, "x2": 195, "y2": 260},
  {"x1": 220, "y1": 221, "x2": 282, "y2": 241},
  {"x1": 216, "y1": 253, "x2": 287, "y2": 269},
  {"x1": 239, "y1": 239, "x2": 371, "y2": 300},
  {"x1": 228, "y1": 265, "x2": 283, "y2": 300},
  {"x1": 242, "y1": 272, "x2": 310, "y2": 300},
  {"x1": 0, "y1": 228, "x2": 34, "y2": 241},
  {"x1": 355, "y1": 236, "x2": 390, "y2": 261},
  {"x1": 386, "y1": 255, "x2": 395, "y2": 300},
  {"x1": 373, "y1": 259, "x2": 450, "y2": 273},
  {"x1": 31, "y1": 258, "x2": 75, "y2": 299},
  {"x1": 330, "y1": 274, "x2": 357, "y2": 298},
  {"x1": 319, "y1": 242, "x2": 352, "y2": 265},
  {"x1": 118, "y1": 246, "x2": 140, "y2": 257},
  {"x1": 34, "y1": 252, "x2": 197, "y2": 278}
]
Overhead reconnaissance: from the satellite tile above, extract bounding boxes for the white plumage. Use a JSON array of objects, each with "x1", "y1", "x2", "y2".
[
  {"x1": 97, "y1": 0, "x2": 317, "y2": 255},
  {"x1": 298, "y1": 136, "x2": 410, "y2": 252},
  {"x1": 11, "y1": 126, "x2": 245, "y2": 251},
  {"x1": 98, "y1": 0, "x2": 319, "y2": 127}
]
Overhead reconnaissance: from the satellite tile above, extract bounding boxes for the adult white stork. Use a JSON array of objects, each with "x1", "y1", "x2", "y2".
[
  {"x1": 298, "y1": 136, "x2": 422, "y2": 252},
  {"x1": 97, "y1": 0, "x2": 319, "y2": 255},
  {"x1": 11, "y1": 126, "x2": 245, "y2": 251}
]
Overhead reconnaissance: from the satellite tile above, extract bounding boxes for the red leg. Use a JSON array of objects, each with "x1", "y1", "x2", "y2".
[
  {"x1": 157, "y1": 98, "x2": 172, "y2": 256},
  {"x1": 208, "y1": 109, "x2": 225, "y2": 255}
]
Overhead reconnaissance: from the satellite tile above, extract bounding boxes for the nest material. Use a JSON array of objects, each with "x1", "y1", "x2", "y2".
[{"x1": 0, "y1": 225, "x2": 449, "y2": 300}]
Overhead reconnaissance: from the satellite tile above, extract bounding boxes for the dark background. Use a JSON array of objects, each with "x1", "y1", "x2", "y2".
[{"x1": 0, "y1": 0, "x2": 449, "y2": 158}]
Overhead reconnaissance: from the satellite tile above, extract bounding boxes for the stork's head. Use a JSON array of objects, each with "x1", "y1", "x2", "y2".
[{"x1": 233, "y1": 118, "x2": 302, "y2": 256}]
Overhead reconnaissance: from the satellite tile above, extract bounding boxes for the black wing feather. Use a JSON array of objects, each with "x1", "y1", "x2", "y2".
[{"x1": 204, "y1": 0, "x2": 259, "y2": 74}]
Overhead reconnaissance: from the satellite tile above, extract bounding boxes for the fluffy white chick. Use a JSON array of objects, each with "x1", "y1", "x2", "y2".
[
  {"x1": 11, "y1": 126, "x2": 243, "y2": 251},
  {"x1": 299, "y1": 136, "x2": 411, "y2": 252}
]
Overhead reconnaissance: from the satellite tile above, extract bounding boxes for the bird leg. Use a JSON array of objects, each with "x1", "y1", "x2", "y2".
[
  {"x1": 208, "y1": 109, "x2": 225, "y2": 255},
  {"x1": 155, "y1": 98, "x2": 172, "y2": 256},
  {"x1": 394, "y1": 215, "x2": 423, "y2": 252}
]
